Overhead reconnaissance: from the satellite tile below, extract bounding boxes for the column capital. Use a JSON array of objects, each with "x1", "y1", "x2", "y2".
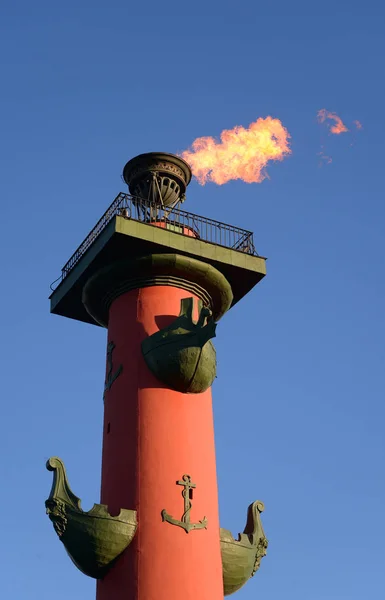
[{"x1": 82, "y1": 253, "x2": 233, "y2": 327}]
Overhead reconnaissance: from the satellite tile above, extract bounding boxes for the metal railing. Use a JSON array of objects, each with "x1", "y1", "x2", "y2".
[{"x1": 53, "y1": 193, "x2": 258, "y2": 289}]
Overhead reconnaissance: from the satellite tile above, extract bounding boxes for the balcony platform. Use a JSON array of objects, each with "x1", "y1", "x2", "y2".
[{"x1": 50, "y1": 195, "x2": 266, "y2": 327}]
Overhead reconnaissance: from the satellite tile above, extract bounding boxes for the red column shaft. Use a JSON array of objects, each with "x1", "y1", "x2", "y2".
[{"x1": 96, "y1": 286, "x2": 223, "y2": 600}]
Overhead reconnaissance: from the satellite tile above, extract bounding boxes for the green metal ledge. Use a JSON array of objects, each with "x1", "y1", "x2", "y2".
[{"x1": 50, "y1": 216, "x2": 266, "y2": 326}]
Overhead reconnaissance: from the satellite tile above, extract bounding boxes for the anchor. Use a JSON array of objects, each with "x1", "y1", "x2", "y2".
[
  {"x1": 103, "y1": 341, "x2": 123, "y2": 400},
  {"x1": 161, "y1": 474, "x2": 208, "y2": 533}
]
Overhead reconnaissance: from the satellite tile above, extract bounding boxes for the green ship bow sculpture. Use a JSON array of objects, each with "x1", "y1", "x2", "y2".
[
  {"x1": 142, "y1": 296, "x2": 217, "y2": 394},
  {"x1": 220, "y1": 500, "x2": 268, "y2": 595},
  {"x1": 45, "y1": 457, "x2": 137, "y2": 578}
]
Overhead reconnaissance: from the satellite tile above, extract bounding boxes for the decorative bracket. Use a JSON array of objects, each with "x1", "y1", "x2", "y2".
[{"x1": 162, "y1": 474, "x2": 208, "y2": 533}]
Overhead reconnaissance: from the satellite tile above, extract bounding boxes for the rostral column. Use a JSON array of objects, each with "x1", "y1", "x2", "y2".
[{"x1": 45, "y1": 152, "x2": 268, "y2": 600}]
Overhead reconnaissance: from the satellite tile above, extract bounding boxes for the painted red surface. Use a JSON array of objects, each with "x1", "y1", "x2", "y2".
[
  {"x1": 146, "y1": 218, "x2": 199, "y2": 238},
  {"x1": 96, "y1": 285, "x2": 223, "y2": 600}
]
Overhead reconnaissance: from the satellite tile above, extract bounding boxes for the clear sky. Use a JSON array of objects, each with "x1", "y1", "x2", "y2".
[{"x1": 1, "y1": 2, "x2": 385, "y2": 599}]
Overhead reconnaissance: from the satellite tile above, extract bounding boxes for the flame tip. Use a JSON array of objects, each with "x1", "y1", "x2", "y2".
[{"x1": 317, "y1": 108, "x2": 348, "y2": 135}]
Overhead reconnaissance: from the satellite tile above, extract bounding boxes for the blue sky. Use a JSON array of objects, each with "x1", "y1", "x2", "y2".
[{"x1": 1, "y1": 2, "x2": 385, "y2": 599}]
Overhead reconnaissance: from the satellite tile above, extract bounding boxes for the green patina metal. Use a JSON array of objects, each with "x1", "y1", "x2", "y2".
[
  {"x1": 162, "y1": 474, "x2": 208, "y2": 533},
  {"x1": 50, "y1": 214, "x2": 265, "y2": 327},
  {"x1": 82, "y1": 253, "x2": 233, "y2": 328},
  {"x1": 142, "y1": 296, "x2": 217, "y2": 393},
  {"x1": 220, "y1": 500, "x2": 268, "y2": 595},
  {"x1": 122, "y1": 152, "x2": 192, "y2": 208},
  {"x1": 45, "y1": 457, "x2": 137, "y2": 579},
  {"x1": 103, "y1": 341, "x2": 122, "y2": 400}
]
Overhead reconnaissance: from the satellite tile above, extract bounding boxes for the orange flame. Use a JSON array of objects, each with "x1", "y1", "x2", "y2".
[
  {"x1": 317, "y1": 109, "x2": 349, "y2": 134},
  {"x1": 180, "y1": 117, "x2": 291, "y2": 185},
  {"x1": 317, "y1": 111, "x2": 361, "y2": 161}
]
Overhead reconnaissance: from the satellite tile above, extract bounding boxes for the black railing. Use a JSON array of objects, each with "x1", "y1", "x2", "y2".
[{"x1": 53, "y1": 193, "x2": 258, "y2": 289}]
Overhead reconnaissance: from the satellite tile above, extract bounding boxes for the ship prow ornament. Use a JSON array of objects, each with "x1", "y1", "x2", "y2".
[
  {"x1": 45, "y1": 457, "x2": 137, "y2": 579},
  {"x1": 142, "y1": 296, "x2": 217, "y2": 393},
  {"x1": 220, "y1": 501, "x2": 268, "y2": 595}
]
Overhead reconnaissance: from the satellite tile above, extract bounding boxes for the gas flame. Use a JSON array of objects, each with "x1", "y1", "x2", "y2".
[
  {"x1": 180, "y1": 117, "x2": 291, "y2": 185},
  {"x1": 317, "y1": 109, "x2": 349, "y2": 134}
]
